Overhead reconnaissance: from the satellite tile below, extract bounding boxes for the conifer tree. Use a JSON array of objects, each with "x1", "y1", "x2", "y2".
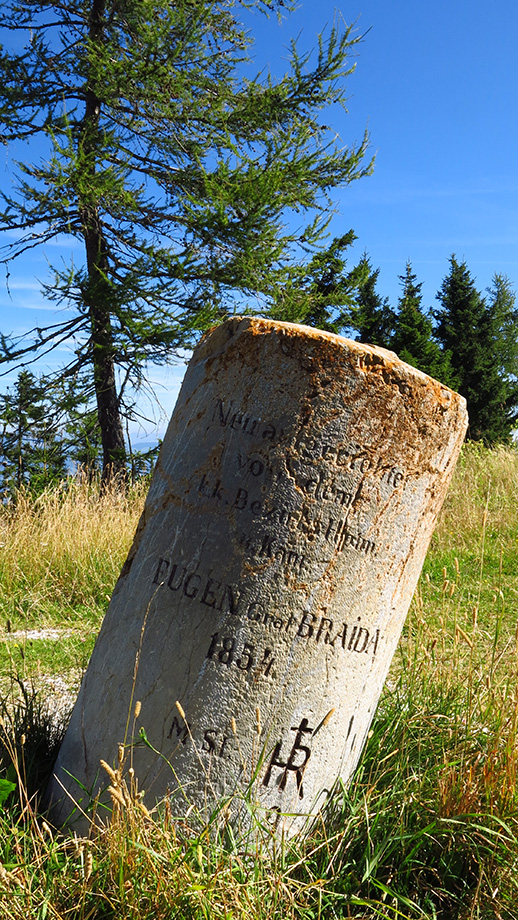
[
  {"x1": 282, "y1": 233, "x2": 369, "y2": 334},
  {"x1": 348, "y1": 253, "x2": 395, "y2": 347},
  {"x1": 59, "y1": 375, "x2": 103, "y2": 473},
  {"x1": 487, "y1": 274, "x2": 518, "y2": 382},
  {"x1": 391, "y1": 262, "x2": 451, "y2": 382},
  {"x1": 435, "y1": 256, "x2": 513, "y2": 444},
  {"x1": 0, "y1": 0, "x2": 373, "y2": 481},
  {"x1": 0, "y1": 371, "x2": 67, "y2": 493}
]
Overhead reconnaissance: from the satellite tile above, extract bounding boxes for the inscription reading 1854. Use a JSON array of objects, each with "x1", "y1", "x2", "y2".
[{"x1": 206, "y1": 632, "x2": 275, "y2": 677}]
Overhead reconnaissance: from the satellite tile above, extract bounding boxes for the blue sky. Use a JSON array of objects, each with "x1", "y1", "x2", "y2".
[
  {"x1": 1, "y1": 0, "x2": 517, "y2": 439},
  {"x1": 273, "y1": 0, "x2": 518, "y2": 301}
]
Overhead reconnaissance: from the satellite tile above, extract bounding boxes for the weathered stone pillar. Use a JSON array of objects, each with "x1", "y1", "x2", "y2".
[{"x1": 48, "y1": 318, "x2": 468, "y2": 835}]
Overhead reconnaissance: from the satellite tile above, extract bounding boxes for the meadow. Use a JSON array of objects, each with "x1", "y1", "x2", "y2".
[{"x1": 1, "y1": 443, "x2": 518, "y2": 919}]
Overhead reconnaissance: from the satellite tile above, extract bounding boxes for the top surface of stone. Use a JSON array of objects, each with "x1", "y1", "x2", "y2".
[{"x1": 200, "y1": 316, "x2": 454, "y2": 378}]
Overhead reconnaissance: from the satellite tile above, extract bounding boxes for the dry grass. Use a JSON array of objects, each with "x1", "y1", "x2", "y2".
[
  {"x1": 2, "y1": 444, "x2": 518, "y2": 918},
  {"x1": 0, "y1": 477, "x2": 146, "y2": 628},
  {"x1": 435, "y1": 441, "x2": 518, "y2": 546}
]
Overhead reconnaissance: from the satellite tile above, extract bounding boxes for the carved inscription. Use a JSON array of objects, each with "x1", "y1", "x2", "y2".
[
  {"x1": 297, "y1": 613, "x2": 380, "y2": 656},
  {"x1": 213, "y1": 399, "x2": 282, "y2": 443},
  {"x1": 261, "y1": 711, "x2": 357, "y2": 802},
  {"x1": 210, "y1": 399, "x2": 406, "y2": 496},
  {"x1": 194, "y1": 396, "x2": 395, "y2": 795},
  {"x1": 168, "y1": 706, "x2": 358, "y2": 800},
  {"x1": 262, "y1": 718, "x2": 313, "y2": 799},
  {"x1": 211, "y1": 398, "x2": 407, "y2": 483},
  {"x1": 195, "y1": 400, "x2": 395, "y2": 572},
  {"x1": 152, "y1": 557, "x2": 381, "y2": 658},
  {"x1": 206, "y1": 632, "x2": 275, "y2": 678},
  {"x1": 46, "y1": 318, "x2": 468, "y2": 840},
  {"x1": 168, "y1": 715, "x2": 190, "y2": 744},
  {"x1": 198, "y1": 473, "x2": 264, "y2": 515},
  {"x1": 244, "y1": 519, "x2": 377, "y2": 562},
  {"x1": 153, "y1": 558, "x2": 240, "y2": 613},
  {"x1": 295, "y1": 435, "x2": 407, "y2": 488},
  {"x1": 167, "y1": 713, "x2": 232, "y2": 760},
  {"x1": 296, "y1": 472, "x2": 360, "y2": 507},
  {"x1": 199, "y1": 473, "x2": 377, "y2": 565},
  {"x1": 243, "y1": 534, "x2": 307, "y2": 574},
  {"x1": 170, "y1": 397, "x2": 419, "y2": 610},
  {"x1": 161, "y1": 395, "x2": 405, "y2": 792},
  {"x1": 202, "y1": 729, "x2": 231, "y2": 758},
  {"x1": 201, "y1": 469, "x2": 362, "y2": 517}
]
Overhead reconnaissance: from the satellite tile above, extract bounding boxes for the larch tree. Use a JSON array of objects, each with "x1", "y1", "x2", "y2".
[{"x1": 0, "y1": 0, "x2": 373, "y2": 482}]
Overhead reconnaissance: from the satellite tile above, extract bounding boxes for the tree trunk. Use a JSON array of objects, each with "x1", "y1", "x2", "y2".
[
  {"x1": 89, "y1": 295, "x2": 127, "y2": 485},
  {"x1": 81, "y1": 0, "x2": 127, "y2": 486}
]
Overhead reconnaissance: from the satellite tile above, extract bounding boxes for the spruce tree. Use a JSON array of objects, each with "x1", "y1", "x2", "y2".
[
  {"x1": 348, "y1": 253, "x2": 395, "y2": 348},
  {"x1": 486, "y1": 273, "x2": 518, "y2": 434},
  {"x1": 0, "y1": 0, "x2": 373, "y2": 481},
  {"x1": 0, "y1": 371, "x2": 67, "y2": 494},
  {"x1": 391, "y1": 262, "x2": 451, "y2": 382},
  {"x1": 282, "y1": 233, "x2": 369, "y2": 334},
  {"x1": 435, "y1": 256, "x2": 512, "y2": 444},
  {"x1": 487, "y1": 274, "x2": 518, "y2": 380},
  {"x1": 59, "y1": 375, "x2": 103, "y2": 474}
]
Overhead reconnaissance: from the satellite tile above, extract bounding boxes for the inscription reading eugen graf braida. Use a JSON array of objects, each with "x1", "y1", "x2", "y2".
[{"x1": 152, "y1": 555, "x2": 381, "y2": 663}]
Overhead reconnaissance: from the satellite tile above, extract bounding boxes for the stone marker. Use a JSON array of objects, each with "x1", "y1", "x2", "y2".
[{"x1": 47, "y1": 317, "x2": 468, "y2": 835}]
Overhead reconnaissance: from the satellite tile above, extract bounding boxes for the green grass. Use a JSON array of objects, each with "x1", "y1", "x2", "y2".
[
  {"x1": 1, "y1": 445, "x2": 518, "y2": 919},
  {"x1": 0, "y1": 631, "x2": 96, "y2": 684}
]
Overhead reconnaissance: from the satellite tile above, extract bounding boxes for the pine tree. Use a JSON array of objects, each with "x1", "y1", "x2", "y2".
[
  {"x1": 391, "y1": 262, "x2": 451, "y2": 382},
  {"x1": 0, "y1": 0, "x2": 373, "y2": 481},
  {"x1": 347, "y1": 253, "x2": 395, "y2": 348},
  {"x1": 435, "y1": 256, "x2": 512, "y2": 444}
]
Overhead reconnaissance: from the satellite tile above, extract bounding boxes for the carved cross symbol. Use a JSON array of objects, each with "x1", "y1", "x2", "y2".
[{"x1": 262, "y1": 718, "x2": 313, "y2": 799}]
